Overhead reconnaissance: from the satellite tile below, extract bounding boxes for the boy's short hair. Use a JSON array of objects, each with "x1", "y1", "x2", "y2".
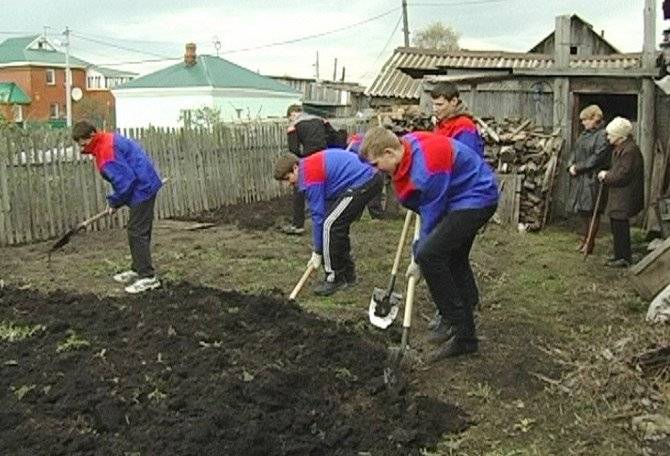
[
  {"x1": 72, "y1": 121, "x2": 97, "y2": 141},
  {"x1": 579, "y1": 105, "x2": 603, "y2": 121},
  {"x1": 286, "y1": 104, "x2": 303, "y2": 117},
  {"x1": 273, "y1": 153, "x2": 299, "y2": 180},
  {"x1": 359, "y1": 127, "x2": 401, "y2": 161},
  {"x1": 430, "y1": 81, "x2": 459, "y2": 101}
]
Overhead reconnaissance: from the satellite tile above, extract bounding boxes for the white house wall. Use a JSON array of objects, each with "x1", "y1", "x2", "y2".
[{"x1": 113, "y1": 87, "x2": 300, "y2": 128}]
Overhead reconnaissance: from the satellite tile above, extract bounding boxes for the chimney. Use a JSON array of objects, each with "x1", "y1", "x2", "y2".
[
  {"x1": 600, "y1": 30, "x2": 605, "y2": 38},
  {"x1": 184, "y1": 42, "x2": 197, "y2": 66}
]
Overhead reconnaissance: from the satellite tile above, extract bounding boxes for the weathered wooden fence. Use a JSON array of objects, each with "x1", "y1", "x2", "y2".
[{"x1": 0, "y1": 118, "x2": 367, "y2": 246}]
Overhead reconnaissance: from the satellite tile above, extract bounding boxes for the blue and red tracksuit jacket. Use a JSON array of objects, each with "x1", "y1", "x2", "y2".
[
  {"x1": 394, "y1": 132, "x2": 498, "y2": 250},
  {"x1": 298, "y1": 149, "x2": 377, "y2": 253},
  {"x1": 435, "y1": 115, "x2": 485, "y2": 158},
  {"x1": 83, "y1": 132, "x2": 162, "y2": 208}
]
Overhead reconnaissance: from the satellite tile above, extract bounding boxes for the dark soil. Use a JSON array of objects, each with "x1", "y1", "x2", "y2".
[
  {"x1": 177, "y1": 195, "x2": 292, "y2": 231},
  {"x1": 0, "y1": 284, "x2": 468, "y2": 455}
]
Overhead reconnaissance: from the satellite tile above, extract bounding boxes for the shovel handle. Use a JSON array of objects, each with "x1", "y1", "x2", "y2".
[
  {"x1": 77, "y1": 210, "x2": 110, "y2": 230},
  {"x1": 390, "y1": 211, "x2": 414, "y2": 277},
  {"x1": 402, "y1": 215, "x2": 421, "y2": 328},
  {"x1": 289, "y1": 264, "x2": 316, "y2": 301}
]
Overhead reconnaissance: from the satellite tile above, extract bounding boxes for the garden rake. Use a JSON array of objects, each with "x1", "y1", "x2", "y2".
[{"x1": 384, "y1": 214, "x2": 422, "y2": 390}]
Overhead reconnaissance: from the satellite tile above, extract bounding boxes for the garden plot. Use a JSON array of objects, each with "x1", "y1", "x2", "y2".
[{"x1": 0, "y1": 284, "x2": 467, "y2": 455}]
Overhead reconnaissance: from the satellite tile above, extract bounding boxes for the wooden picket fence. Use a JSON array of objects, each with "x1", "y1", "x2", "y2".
[{"x1": 0, "y1": 118, "x2": 368, "y2": 246}]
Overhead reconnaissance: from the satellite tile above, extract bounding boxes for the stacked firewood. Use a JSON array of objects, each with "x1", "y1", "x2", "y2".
[
  {"x1": 477, "y1": 117, "x2": 562, "y2": 230},
  {"x1": 378, "y1": 109, "x2": 563, "y2": 230}
]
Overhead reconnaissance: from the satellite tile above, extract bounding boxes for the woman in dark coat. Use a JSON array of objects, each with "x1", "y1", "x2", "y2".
[
  {"x1": 597, "y1": 117, "x2": 645, "y2": 268},
  {"x1": 567, "y1": 105, "x2": 611, "y2": 254}
]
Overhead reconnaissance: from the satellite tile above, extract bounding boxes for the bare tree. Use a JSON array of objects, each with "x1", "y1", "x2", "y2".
[{"x1": 413, "y1": 22, "x2": 461, "y2": 50}]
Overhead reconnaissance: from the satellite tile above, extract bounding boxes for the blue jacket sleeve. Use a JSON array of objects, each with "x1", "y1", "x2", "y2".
[
  {"x1": 304, "y1": 184, "x2": 327, "y2": 253},
  {"x1": 101, "y1": 160, "x2": 137, "y2": 208},
  {"x1": 454, "y1": 131, "x2": 485, "y2": 158}
]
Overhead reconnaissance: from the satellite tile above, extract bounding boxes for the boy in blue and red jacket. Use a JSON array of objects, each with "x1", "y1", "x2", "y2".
[
  {"x1": 72, "y1": 121, "x2": 163, "y2": 294},
  {"x1": 360, "y1": 127, "x2": 498, "y2": 361},
  {"x1": 274, "y1": 149, "x2": 383, "y2": 296},
  {"x1": 431, "y1": 82, "x2": 485, "y2": 158}
]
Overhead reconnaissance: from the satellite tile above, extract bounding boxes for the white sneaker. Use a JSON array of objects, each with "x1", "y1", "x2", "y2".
[
  {"x1": 113, "y1": 270, "x2": 139, "y2": 284},
  {"x1": 124, "y1": 277, "x2": 161, "y2": 294}
]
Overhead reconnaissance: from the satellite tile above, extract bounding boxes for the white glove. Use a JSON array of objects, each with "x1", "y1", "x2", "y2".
[
  {"x1": 307, "y1": 252, "x2": 322, "y2": 270},
  {"x1": 405, "y1": 260, "x2": 422, "y2": 281}
]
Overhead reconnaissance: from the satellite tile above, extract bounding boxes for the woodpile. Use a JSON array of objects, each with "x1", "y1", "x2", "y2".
[
  {"x1": 378, "y1": 108, "x2": 563, "y2": 230},
  {"x1": 477, "y1": 117, "x2": 563, "y2": 231}
]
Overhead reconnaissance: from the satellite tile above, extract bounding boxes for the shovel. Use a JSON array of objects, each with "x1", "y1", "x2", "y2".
[
  {"x1": 48, "y1": 177, "x2": 169, "y2": 255},
  {"x1": 48, "y1": 209, "x2": 111, "y2": 254},
  {"x1": 583, "y1": 182, "x2": 603, "y2": 259},
  {"x1": 288, "y1": 264, "x2": 316, "y2": 301},
  {"x1": 368, "y1": 210, "x2": 414, "y2": 329},
  {"x1": 384, "y1": 214, "x2": 421, "y2": 389}
]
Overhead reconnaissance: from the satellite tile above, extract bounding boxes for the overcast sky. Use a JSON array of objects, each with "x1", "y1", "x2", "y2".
[{"x1": 1, "y1": 0, "x2": 666, "y2": 86}]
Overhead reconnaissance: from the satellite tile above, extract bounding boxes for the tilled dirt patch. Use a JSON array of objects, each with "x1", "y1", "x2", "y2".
[
  {"x1": 176, "y1": 195, "x2": 292, "y2": 231},
  {"x1": 0, "y1": 284, "x2": 468, "y2": 455}
]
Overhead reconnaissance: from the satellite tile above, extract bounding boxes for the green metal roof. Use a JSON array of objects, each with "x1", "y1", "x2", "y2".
[
  {"x1": 91, "y1": 65, "x2": 137, "y2": 78},
  {"x1": 0, "y1": 35, "x2": 89, "y2": 67},
  {"x1": 0, "y1": 82, "x2": 30, "y2": 104},
  {"x1": 117, "y1": 55, "x2": 299, "y2": 93}
]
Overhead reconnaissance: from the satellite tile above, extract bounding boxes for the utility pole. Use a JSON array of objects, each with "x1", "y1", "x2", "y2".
[
  {"x1": 401, "y1": 0, "x2": 410, "y2": 47},
  {"x1": 314, "y1": 51, "x2": 320, "y2": 81},
  {"x1": 63, "y1": 26, "x2": 72, "y2": 127},
  {"x1": 333, "y1": 58, "x2": 337, "y2": 82}
]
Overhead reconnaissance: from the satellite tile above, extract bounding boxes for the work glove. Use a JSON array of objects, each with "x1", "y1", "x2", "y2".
[
  {"x1": 405, "y1": 260, "x2": 422, "y2": 281},
  {"x1": 307, "y1": 252, "x2": 322, "y2": 270}
]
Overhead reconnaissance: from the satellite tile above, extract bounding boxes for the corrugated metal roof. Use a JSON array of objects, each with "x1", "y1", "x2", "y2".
[
  {"x1": 367, "y1": 47, "x2": 643, "y2": 100},
  {"x1": 0, "y1": 35, "x2": 89, "y2": 68},
  {"x1": 116, "y1": 55, "x2": 299, "y2": 93},
  {"x1": 0, "y1": 82, "x2": 30, "y2": 104}
]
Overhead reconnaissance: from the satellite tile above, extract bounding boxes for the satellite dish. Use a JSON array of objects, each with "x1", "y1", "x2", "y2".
[{"x1": 71, "y1": 87, "x2": 83, "y2": 101}]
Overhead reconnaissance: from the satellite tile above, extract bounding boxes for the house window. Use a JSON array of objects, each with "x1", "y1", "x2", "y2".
[
  {"x1": 46, "y1": 68, "x2": 56, "y2": 85},
  {"x1": 570, "y1": 46, "x2": 578, "y2": 55},
  {"x1": 12, "y1": 105, "x2": 23, "y2": 123},
  {"x1": 49, "y1": 103, "x2": 59, "y2": 119}
]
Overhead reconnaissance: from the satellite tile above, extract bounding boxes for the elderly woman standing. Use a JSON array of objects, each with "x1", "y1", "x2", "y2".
[
  {"x1": 597, "y1": 117, "x2": 645, "y2": 267},
  {"x1": 567, "y1": 105, "x2": 611, "y2": 254}
]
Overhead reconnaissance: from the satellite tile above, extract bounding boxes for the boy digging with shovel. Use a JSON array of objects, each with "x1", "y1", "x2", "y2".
[
  {"x1": 360, "y1": 127, "x2": 498, "y2": 361},
  {"x1": 72, "y1": 121, "x2": 163, "y2": 294},
  {"x1": 274, "y1": 149, "x2": 383, "y2": 296}
]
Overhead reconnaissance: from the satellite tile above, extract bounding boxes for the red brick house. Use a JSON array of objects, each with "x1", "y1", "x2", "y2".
[{"x1": 0, "y1": 35, "x2": 135, "y2": 127}]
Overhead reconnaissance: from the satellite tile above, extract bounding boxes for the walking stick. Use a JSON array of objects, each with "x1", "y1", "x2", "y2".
[{"x1": 583, "y1": 182, "x2": 604, "y2": 259}]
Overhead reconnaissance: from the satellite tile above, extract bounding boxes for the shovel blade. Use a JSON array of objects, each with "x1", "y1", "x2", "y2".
[{"x1": 368, "y1": 287, "x2": 401, "y2": 329}]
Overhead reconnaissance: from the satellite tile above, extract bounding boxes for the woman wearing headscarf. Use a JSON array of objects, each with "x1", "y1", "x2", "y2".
[
  {"x1": 567, "y1": 105, "x2": 611, "y2": 254},
  {"x1": 597, "y1": 117, "x2": 645, "y2": 267}
]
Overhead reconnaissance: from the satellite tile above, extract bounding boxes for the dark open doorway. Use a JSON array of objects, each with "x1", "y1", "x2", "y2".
[{"x1": 572, "y1": 92, "x2": 638, "y2": 143}]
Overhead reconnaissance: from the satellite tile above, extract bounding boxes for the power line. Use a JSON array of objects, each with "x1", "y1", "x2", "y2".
[
  {"x1": 357, "y1": 12, "x2": 404, "y2": 81},
  {"x1": 411, "y1": 0, "x2": 513, "y2": 6},
  {"x1": 220, "y1": 6, "x2": 400, "y2": 54},
  {"x1": 70, "y1": 31, "x2": 174, "y2": 60}
]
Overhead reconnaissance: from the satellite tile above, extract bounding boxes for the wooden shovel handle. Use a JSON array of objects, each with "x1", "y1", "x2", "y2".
[
  {"x1": 583, "y1": 183, "x2": 604, "y2": 259},
  {"x1": 77, "y1": 210, "x2": 110, "y2": 229},
  {"x1": 289, "y1": 264, "x2": 316, "y2": 300},
  {"x1": 390, "y1": 211, "x2": 414, "y2": 276},
  {"x1": 402, "y1": 215, "x2": 421, "y2": 328}
]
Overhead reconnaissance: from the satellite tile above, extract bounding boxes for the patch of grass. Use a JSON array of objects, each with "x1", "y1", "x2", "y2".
[
  {"x1": 11, "y1": 384, "x2": 36, "y2": 401},
  {"x1": 0, "y1": 321, "x2": 46, "y2": 342},
  {"x1": 56, "y1": 330, "x2": 90, "y2": 353}
]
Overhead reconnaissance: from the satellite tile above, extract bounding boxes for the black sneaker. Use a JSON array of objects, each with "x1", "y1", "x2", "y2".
[
  {"x1": 606, "y1": 258, "x2": 630, "y2": 268},
  {"x1": 427, "y1": 338, "x2": 478, "y2": 363},
  {"x1": 314, "y1": 278, "x2": 348, "y2": 296},
  {"x1": 344, "y1": 267, "x2": 357, "y2": 285},
  {"x1": 427, "y1": 310, "x2": 441, "y2": 330},
  {"x1": 424, "y1": 318, "x2": 455, "y2": 344}
]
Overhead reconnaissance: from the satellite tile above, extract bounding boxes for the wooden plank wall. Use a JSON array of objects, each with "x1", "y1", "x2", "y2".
[{"x1": 0, "y1": 119, "x2": 366, "y2": 246}]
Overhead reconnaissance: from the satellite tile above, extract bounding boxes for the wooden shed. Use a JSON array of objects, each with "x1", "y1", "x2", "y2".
[{"x1": 367, "y1": 13, "x2": 666, "y2": 219}]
